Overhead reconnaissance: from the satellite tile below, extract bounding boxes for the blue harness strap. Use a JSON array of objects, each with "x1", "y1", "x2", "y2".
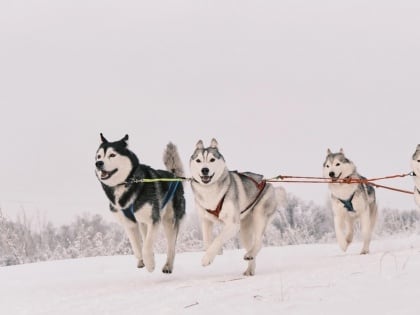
[
  {"x1": 161, "y1": 181, "x2": 180, "y2": 209},
  {"x1": 338, "y1": 192, "x2": 356, "y2": 212},
  {"x1": 122, "y1": 204, "x2": 137, "y2": 223},
  {"x1": 121, "y1": 181, "x2": 180, "y2": 223}
]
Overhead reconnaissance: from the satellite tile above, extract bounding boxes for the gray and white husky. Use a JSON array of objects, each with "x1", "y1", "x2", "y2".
[
  {"x1": 95, "y1": 134, "x2": 185, "y2": 273},
  {"x1": 189, "y1": 139, "x2": 286, "y2": 276},
  {"x1": 323, "y1": 149, "x2": 377, "y2": 254},
  {"x1": 411, "y1": 144, "x2": 420, "y2": 208}
]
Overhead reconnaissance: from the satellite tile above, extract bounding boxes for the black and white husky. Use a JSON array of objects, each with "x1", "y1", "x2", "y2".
[
  {"x1": 411, "y1": 144, "x2": 420, "y2": 208},
  {"x1": 189, "y1": 139, "x2": 286, "y2": 276},
  {"x1": 95, "y1": 134, "x2": 185, "y2": 273},
  {"x1": 323, "y1": 149, "x2": 377, "y2": 254}
]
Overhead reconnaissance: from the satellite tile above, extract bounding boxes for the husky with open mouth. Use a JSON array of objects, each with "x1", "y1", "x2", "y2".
[
  {"x1": 95, "y1": 134, "x2": 185, "y2": 273},
  {"x1": 189, "y1": 138, "x2": 286, "y2": 276},
  {"x1": 323, "y1": 149, "x2": 377, "y2": 254}
]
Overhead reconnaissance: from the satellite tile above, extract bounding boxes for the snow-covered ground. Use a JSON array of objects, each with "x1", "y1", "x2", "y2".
[{"x1": 1, "y1": 235, "x2": 420, "y2": 315}]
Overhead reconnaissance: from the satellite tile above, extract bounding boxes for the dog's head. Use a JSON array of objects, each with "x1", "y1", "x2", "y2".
[
  {"x1": 412, "y1": 144, "x2": 420, "y2": 176},
  {"x1": 323, "y1": 148, "x2": 355, "y2": 181},
  {"x1": 189, "y1": 138, "x2": 227, "y2": 185},
  {"x1": 95, "y1": 134, "x2": 138, "y2": 187}
]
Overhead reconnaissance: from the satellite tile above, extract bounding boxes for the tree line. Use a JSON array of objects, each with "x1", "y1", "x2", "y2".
[{"x1": 1, "y1": 194, "x2": 419, "y2": 266}]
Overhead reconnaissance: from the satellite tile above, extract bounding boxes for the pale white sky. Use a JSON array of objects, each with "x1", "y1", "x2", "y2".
[{"x1": 1, "y1": 0, "x2": 419, "y2": 224}]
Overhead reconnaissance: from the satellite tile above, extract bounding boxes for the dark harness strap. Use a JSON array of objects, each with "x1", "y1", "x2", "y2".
[
  {"x1": 338, "y1": 192, "x2": 356, "y2": 212},
  {"x1": 240, "y1": 180, "x2": 267, "y2": 215},
  {"x1": 122, "y1": 180, "x2": 180, "y2": 223},
  {"x1": 161, "y1": 181, "x2": 180, "y2": 209},
  {"x1": 122, "y1": 204, "x2": 137, "y2": 223},
  {"x1": 206, "y1": 194, "x2": 226, "y2": 218},
  {"x1": 206, "y1": 174, "x2": 267, "y2": 218}
]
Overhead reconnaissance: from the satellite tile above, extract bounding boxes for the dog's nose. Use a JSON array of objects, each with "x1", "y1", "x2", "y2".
[
  {"x1": 329, "y1": 171, "x2": 335, "y2": 178},
  {"x1": 96, "y1": 161, "x2": 104, "y2": 169},
  {"x1": 201, "y1": 167, "x2": 209, "y2": 176}
]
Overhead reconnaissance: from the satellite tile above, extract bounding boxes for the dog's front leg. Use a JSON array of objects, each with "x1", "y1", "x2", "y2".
[
  {"x1": 113, "y1": 212, "x2": 144, "y2": 268},
  {"x1": 360, "y1": 208, "x2": 372, "y2": 255},
  {"x1": 142, "y1": 222, "x2": 158, "y2": 272},
  {"x1": 201, "y1": 218, "x2": 213, "y2": 251},
  {"x1": 202, "y1": 214, "x2": 239, "y2": 266},
  {"x1": 200, "y1": 210, "x2": 223, "y2": 255},
  {"x1": 333, "y1": 213, "x2": 349, "y2": 252}
]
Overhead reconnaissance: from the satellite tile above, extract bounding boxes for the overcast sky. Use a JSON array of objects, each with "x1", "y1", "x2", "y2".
[{"x1": 1, "y1": 0, "x2": 419, "y2": 224}]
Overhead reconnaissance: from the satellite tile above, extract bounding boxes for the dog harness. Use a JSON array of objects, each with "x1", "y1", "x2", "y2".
[
  {"x1": 337, "y1": 192, "x2": 356, "y2": 212},
  {"x1": 122, "y1": 204, "x2": 137, "y2": 223},
  {"x1": 122, "y1": 181, "x2": 180, "y2": 223},
  {"x1": 161, "y1": 181, "x2": 181, "y2": 209},
  {"x1": 206, "y1": 194, "x2": 226, "y2": 218},
  {"x1": 206, "y1": 174, "x2": 267, "y2": 218}
]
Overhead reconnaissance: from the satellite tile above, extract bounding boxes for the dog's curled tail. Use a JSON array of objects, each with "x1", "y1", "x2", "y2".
[
  {"x1": 163, "y1": 142, "x2": 185, "y2": 178},
  {"x1": 274, "y1": 186, "x2": 288, "y2": 209}
]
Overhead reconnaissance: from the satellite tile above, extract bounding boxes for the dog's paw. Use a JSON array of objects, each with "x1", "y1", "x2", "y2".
[
  {"x1": 243, "y1": 252, "x2": 254, "y2": 261},
  {"x1": 162, "y1": 263, "x2": 173, "y2": 274},
  {"x1": 146, "y1": 263, "x2": 155, "y2": 272},
  {"x1": 201, "y1": 253, "x2": 214, "y2": 266},
  {"x1": 143, "y1": 255, "x2": 155, "y2": 272},
  {"x1": 137, "y1": 259, "x2": 145, "y2": 269},
  {"x1": 338, "y1": 240, "x2": 349, "y2": 252},
  {"x1": 360, "y1": 249, "x2": 369, "y2": 255},
  {"x1": 243, "y1": 268, "x2": 255, "y2": 276}
]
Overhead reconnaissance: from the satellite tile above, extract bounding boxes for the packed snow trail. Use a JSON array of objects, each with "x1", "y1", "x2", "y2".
[{"x1": 1, "y1": 236, "x2": 420, "y2": 315}]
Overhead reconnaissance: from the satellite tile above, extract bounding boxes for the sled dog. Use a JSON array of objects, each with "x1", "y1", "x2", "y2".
[
  {"x1": 412, "y1": 144, "x2": 420, "y2": 208},
  {"x1": 323, "y1": 149, "x2": 377, "y2": 254},
  {"x1": 189, "y1": 139, "x2": 286, "y2": 276},
  {"x1": 95, "y1": 134, "x2": 185, "y2": 273}
]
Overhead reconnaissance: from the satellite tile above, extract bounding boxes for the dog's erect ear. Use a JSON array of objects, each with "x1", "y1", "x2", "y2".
[
  {"x1": 196, "y1": 140, "x2": 204, "y2": 150},
  {"x1": 210, "y1": 138, "x2": 218, "y2": 148},
  {"x1": 339, "y1": 148, "x2": 344, "y2": 154},
  {"x1": 120, "y1": 134, "x2": 129, "y2": 147},
  {"x1": 100, "y1": 133, "x2": 108, "y2": 143},
  {"x1": 417, "y1": 144, "x2": 420, "y2": 151},
  {"x1": 327, "y1": 148, "x2": 332, "y2": 155}
]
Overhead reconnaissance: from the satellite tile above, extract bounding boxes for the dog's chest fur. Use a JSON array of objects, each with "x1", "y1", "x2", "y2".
[
  {"x1": 111, "y1": 185, "x2": 137, "y2": 210},
  {"x1": 191, "y1": 173, "x2": 230, "y2": 210},
  {"x1": 328, "y1": 182, "x2": 358, "y2": 201}
]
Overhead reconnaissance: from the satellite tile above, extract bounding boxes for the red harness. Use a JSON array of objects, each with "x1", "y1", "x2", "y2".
[{"x1": 206, "y1": 173, "x2": 267, "y2": 218}]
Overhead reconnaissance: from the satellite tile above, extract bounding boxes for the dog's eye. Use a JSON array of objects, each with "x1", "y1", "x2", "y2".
[
  {"x1": 196, "y1": 159, "x2": 201, "y2": 163},
  {"x1": 417, "y1": 160, "x2": 420, "y2": 163},
  {"x1": 335, "y1": 163, "x2": 340, "y2": 166},
  {"x1": 210, "y1": 158, "x2": 215, "y2": 162},
  {"x1": 97, "y1": 155, "x2": 101, "y2": 160},
  {"x1": 109, "y1": 153, "x2": 116, "y2": 158}
]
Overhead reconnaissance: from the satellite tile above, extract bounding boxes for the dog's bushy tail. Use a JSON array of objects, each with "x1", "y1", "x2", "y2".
[{"x1": 163, "y1": 142, "x2": 185, "y2": 178}]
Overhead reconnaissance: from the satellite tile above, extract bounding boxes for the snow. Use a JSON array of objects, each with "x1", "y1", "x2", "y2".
[{"x1": 1, "y1": 236, "x2": 420, "y2": 315}]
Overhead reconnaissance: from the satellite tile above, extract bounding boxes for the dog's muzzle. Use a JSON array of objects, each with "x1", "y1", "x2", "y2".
[
  {"x1": 96, "y1": 161, "x2": 118, "y2": 180},
  {"x1": 329, "y1": 171, "x2": 342, "y2": 182},
  {"x1": 200, "y1": 167, "x2": 214, "y2": 184},
  {"x1": 200, "y1": 174, "x2": 214, "y2": 184}
]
